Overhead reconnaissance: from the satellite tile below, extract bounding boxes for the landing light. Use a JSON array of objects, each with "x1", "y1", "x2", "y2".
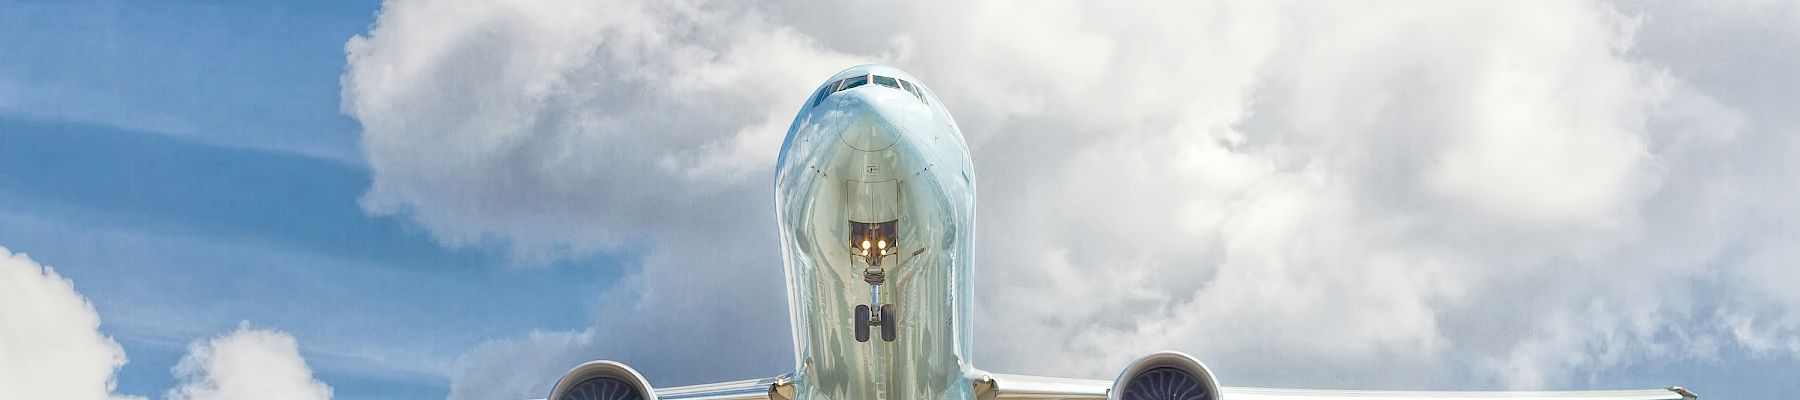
[{"x1": 850, "y1": 220, "x2": 899, "y2": 267}]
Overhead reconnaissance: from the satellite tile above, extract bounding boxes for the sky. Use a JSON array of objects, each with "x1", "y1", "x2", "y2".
[{"x1": 1, "y1": 1, "x2": 1797, "y2": 400}]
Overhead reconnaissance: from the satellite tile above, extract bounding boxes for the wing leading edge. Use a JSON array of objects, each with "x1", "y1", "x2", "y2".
[
  {"x1": 652, "y1": 375, "x2": 796, "y2": 400},
  {"x1": 972, "y1": 372, "x2": 1697, "y2": 400}
]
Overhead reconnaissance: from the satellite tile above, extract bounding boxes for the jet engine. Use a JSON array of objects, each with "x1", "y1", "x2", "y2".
[
  {"x1": 1108, "y1": 351, "x2": 1221, "y2": 400},
  {"x1": 548, "y1": 361, "x2": 656, "y2": 400}
]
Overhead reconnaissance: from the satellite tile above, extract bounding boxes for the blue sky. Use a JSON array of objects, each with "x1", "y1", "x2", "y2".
[
  {"x1": 0, "y1": 117, "x2": 625, "y2": 398},
  {"x1": 0, "y1": 1, "x2": 629, "y2": 398},
  {"x1": 4, "y1": 1, "x2": 1799, "y2": 400}
]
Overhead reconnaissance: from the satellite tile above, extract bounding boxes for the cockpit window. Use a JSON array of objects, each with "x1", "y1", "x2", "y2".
[
  {"x1": 841, "y1": 75, "x2": 869, "y2": 91},
  {"x1": 812, "y1": 74, "x2": 929, "y2": 108},
  {"x1": 873, "y1": 75, "x2": 899, "y2": 89},
  {"x1": 815, "y1": 76, "x2": 857, "y2": 107},
  {"x1": 812, "y1": 86, "x2": 832, "y2": 107},
  {"x1": 898, "y1": 79, "x2": 925, "y2": 103}
]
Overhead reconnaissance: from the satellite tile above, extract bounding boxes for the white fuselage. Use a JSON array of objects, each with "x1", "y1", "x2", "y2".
[{"x1": 773, "y1": 65, "x2": 978, "y2": 400}]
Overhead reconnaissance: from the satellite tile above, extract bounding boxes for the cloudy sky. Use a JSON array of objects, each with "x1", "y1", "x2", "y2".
[{"x1": 2, "y1": 0, "x2": 1797, "y2": 399}]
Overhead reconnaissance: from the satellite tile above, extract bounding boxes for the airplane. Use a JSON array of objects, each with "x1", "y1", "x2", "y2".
[{"x1": 543, "y1": 65, "x2": 1698, "y2": 400}]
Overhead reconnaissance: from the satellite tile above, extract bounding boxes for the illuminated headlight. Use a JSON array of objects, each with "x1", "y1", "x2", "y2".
[{"x1": 850, "y1": 220, "x2": 899, "y2": 266}]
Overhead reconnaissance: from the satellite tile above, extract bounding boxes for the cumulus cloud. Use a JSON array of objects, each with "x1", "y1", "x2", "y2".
[
  {"x1": 341, "y1": 0, "x2": 1800, "y2": 397},
  {"x1": 167, "y1": 323, "x2": 333, "y2": 400},
  {"x1": 1, "y1": 245, "x2": 334, "y2": 400},
  {"x1": 0, "y1": 246, "x2": 141, "y2": 400},
  {"x1": 341, "y1": 0, "x2": 865, "y2": 266}
]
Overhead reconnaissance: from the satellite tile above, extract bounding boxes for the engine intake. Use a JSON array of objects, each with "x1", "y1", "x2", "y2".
[
  {"x1": 1108, "y1": 351, "x2": 1220, "y2": 400},
  {"x1": 549, "y1": 361, "x2": 655, "y2": 400}
]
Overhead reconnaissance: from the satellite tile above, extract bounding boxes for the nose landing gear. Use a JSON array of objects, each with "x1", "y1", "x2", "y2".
[
  {"x1": 855, "y1": 266, "x2": 897, "y2": 343},
  {"x1": 851, "y1": 220, "x2": 900, "y2": 343}
]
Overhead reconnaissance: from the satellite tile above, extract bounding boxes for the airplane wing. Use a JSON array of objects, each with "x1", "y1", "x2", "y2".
[
  {"x1": 970, "y1": 352, "x2": 1695, "y2": 400},
  {"x1": 544, "y1": 357, "x2": 1694, "y2": 400},
  {"x1": 544, "y1": 372, "x2": 1692, "y2": 400},
  {"x1": 653, "y1": 376, "x2": 795, "y2": 400},
  {"x1": 972, "y1": 371, "x2": 1698, "y2": 400}
]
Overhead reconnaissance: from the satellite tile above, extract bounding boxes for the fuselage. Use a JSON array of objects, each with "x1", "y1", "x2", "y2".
[{"x1": 773, "y1": 65, "x2": 977, "y2": 400}]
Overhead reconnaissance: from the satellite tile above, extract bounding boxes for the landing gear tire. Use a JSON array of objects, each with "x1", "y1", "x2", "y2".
[
  {"x1": 879, "y1": 304, "x2": 897, "y2": 342},
  {"x1": 854, "y1": 304, "x2": 871, "y2": 342}
]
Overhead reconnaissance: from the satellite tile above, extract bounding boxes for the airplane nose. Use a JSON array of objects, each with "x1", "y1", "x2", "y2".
[
  {"x1": 840, "y1": 113, "x2": 901, "y2": 152},
  {"x1": 835, "y1": 96, "x2": 905, "y2": 152}
]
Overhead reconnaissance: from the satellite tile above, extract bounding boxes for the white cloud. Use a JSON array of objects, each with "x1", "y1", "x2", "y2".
[
  {"x1": 341, "y1": 0, "x2": 1800, "y2": 396},
  {"x1": 0, "y1": 246, "x2": 141, "y2": 400},
  {"x1": 342, "y1": 0, "x2": 865, "y2": 266},
  {"x1": 1, "y1": 244, "x2": 335, "y2": 400},
  {"x1": 167, "y1": 323, "x2": 333, "y2": 400}
]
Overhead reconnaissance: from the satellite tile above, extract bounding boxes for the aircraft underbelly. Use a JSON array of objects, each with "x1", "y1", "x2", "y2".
[{"x1": 774, "y1": 90, "x2": 976, "y2": 400}]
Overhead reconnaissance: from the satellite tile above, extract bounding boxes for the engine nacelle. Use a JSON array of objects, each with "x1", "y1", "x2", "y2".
[
  {"x1": 548, "y1": 360, "x2": 656, "y2": 400},
  {"x1": 1108, "y1": 351, "x2": 1221, "y2": 400}
]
